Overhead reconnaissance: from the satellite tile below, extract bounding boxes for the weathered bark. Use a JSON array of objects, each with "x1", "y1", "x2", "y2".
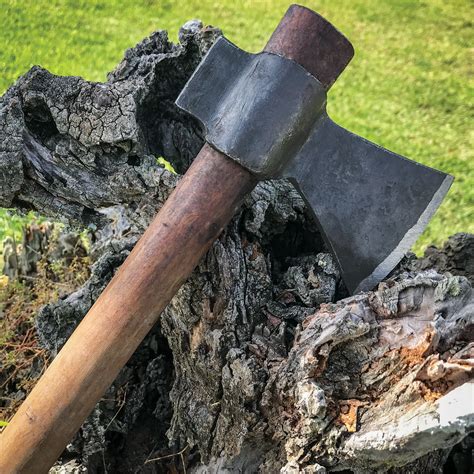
[{"x1": 0, "y1": 22, "x2": 472, "y2": 473}]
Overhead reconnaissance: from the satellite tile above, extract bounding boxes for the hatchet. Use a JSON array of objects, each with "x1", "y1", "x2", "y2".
[{"x1": 0, "y1": 5, "x2": 452, "y2": 472}]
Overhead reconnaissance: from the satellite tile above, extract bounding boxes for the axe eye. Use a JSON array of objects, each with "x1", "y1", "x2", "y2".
[
  {"x1": 177, "y1": 36, "x2": 453, "y2": 293},
  {"x1": 176, "y1": 37, "x2": 327, "y2": 178}
]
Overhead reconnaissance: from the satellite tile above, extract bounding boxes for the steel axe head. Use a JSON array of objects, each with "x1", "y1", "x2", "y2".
[{"x1": 176, "y1": 6, "x2": 453, "y2": 294}]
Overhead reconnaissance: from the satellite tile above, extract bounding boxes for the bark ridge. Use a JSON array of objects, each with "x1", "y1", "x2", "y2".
[{"x1": 0, "y1": 21, "x2": 473, "y2": 474}]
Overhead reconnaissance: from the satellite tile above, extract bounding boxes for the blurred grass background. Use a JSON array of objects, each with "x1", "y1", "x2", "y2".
[{"x1": 0, "y1": 0, "x2": 472, "y2": 251}]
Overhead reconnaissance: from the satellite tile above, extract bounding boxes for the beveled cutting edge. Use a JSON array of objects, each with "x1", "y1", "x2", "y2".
[
  {"x1": 0, "y1": 5, "x2": 451, "y2": 473},
  {"x1": 0, "y1": 7, "x2": 356, "y2": 472},
  {"x1": 285, "y1": 114, "x2": 453, "y2": 293},
  {"x1": 177, "y1": 36, "x2": 453, "y2": 294},
  {"x1": 359, "y1": 175, "x2": 453, "y2": 292}
]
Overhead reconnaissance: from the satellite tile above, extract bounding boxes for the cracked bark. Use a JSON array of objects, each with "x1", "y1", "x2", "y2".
[{"x1": 1, "y1": 21, "x2": 473, "y2": 474}]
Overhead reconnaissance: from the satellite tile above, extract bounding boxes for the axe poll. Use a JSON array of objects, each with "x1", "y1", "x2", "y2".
[{"x1": 0, "y1": 5, "x2": 452, "y2": 472}]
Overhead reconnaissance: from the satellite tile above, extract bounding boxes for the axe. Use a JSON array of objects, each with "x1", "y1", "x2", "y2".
[{"x1": 0, "y1": 5, "x2": 452, "y2": 472}]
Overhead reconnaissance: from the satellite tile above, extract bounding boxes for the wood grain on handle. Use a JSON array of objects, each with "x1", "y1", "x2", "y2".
[
  {"x1": 0, "y1": 146, "x2": 255, "y2": 473},
  {"x1": 0, "y1": 5, "x2": 353, "y2": 472}
]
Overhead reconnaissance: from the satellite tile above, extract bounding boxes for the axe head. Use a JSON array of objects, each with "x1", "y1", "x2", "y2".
[
  {"x1": 176, "y1": 13, "x2": 453, "y2": 294},
  {"x1": 284, "y1": 116, "x2": 453, "y2": 293}
]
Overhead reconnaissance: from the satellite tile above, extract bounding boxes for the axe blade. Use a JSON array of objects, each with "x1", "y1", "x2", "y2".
[{"x1": 285, "y1": 115, "x2": 453, "y2": 293}]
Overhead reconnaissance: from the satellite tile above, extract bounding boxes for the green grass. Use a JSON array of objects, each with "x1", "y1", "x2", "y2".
[
  {"x1": 0, "y1": 0, "x2": 472, "y2": 251},
  {"x1": 0, "y1": 210, "x2": 43, "y2": 244}
]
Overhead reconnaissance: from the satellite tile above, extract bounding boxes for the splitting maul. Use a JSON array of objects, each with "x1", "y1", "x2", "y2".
[{"x1": 0, "y1": 4, "x2": 453, "y2": 473}]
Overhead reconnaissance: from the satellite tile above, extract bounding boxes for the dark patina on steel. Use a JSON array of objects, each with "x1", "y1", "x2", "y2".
[
  {"x1": 0, "y1": 7, "x2": 456, "y2": 472},
  {"x1": 285, "y1": 115, "x2": 453, "y2": 293},
  {"x1": 176, "y1": 34, "x2": 453, "y2": 294},
  {"x1": 177, "y1": 37, "x2": 327, "y2": 177}
]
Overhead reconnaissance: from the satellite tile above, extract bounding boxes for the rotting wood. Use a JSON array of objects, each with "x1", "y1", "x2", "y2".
[{"x1": 0, "y1": 19, "x2": 472, "y2": 474}]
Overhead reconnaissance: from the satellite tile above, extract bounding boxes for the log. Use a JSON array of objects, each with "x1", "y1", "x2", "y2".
[{"x1": 0, "y1": 20, "x2": 472, "y2": 473}]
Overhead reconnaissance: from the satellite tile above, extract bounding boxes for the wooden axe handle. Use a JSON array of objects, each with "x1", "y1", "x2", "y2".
[{"x1": 0, "y1": 5, "x2": 353, "y2": 473}]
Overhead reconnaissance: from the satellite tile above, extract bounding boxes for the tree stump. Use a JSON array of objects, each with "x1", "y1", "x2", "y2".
[{"x1": 0, "y1": 21, "x2": 472, "y2": 473}]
